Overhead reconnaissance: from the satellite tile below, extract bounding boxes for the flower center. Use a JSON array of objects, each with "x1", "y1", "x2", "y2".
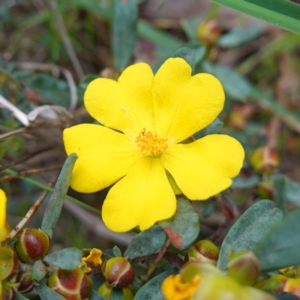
[{"x1": 135, "y1": 129, "x2": 169, "y2": 157}]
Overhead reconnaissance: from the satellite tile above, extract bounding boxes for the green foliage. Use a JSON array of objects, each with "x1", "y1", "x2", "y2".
[
  {"x1": 35, "y1": 282, "x2": 66, "y2": 300},
  {"x1": 41, "y1": 153, "x2": 78, "y2": 238},
  {"x1": 214, "y1": 0, "x2": 300, "y2": 35},
  {"x1": 158, "y1": 197, "x2": 200, "y2": 249},
  {"x1": 112, "y1": 0, "x2": 138, "y2": 71},
  {"x1": 133, "y1": 270, "x2": 176, "y2": 300},
  {"x1": 43, "y1": 247, "x2": 82, "y2": 270},
  {"x1": 218, "y1": 200, "x2": 283, "y2": 270},
  {"x1": 255, "y1": 208, "x2": 300, "y2": 272},
  {"x1": 124, "y1": 226, "x2": 167, "y2": 260}
]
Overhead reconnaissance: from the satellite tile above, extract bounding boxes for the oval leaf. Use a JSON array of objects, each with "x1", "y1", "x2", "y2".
[
  {"x1": 158, "y1": 197, "x2": 200, "y2": 249},
  {"x1": 217, "y1": 25, "x2": 262, "y2": 48},
  {"x1": 112, "y1": 0, "x2": 137, "y2": 70},
  {"x1": 43, "y1": 247, "x2": 82, "y2": 270},
  {"x1": 124, "y1": 225, "x2": 167, "y2": 260},
  {"x1": 35, "y1": 282, "x2": 66, "y2": 300},
  {"x1": 32, "y1": 260, "x2": 47, "y2": 281},
  {"x1": 202, "y1": 61, "x2": 251, "y2": 101},
  {"x1": 255, "y1": 208, "x2": 300, "y2": 272},
  {"x1": 41, "y1": 153, "x2": 78, "y2": 238},
  {"x1": 90, "y1": 290, "x2": 108, "y2": 300},
  {"x1": 218, "y1": 200, "x2": 283, "y2": 270},
  {"x1": 134, "y1": 270, "x2": 176, "y2": 300}
]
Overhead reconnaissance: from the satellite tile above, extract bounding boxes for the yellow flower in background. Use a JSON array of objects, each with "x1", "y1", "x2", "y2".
[
  {"x1": 0, "y1": 189, "x2": 9, "y2": 242},
  {"x1": 63, "y1": 58, "x2": 244, "y2": 232},
  {"x1": 162, "y1": 274, "x2": 201, "y2": 300}
]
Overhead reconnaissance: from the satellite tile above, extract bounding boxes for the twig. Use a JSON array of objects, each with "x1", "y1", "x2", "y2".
[
  {"x1": 0, "y1": 165, "x2": 62, "y2": 182},
  {"x1": 0, "y1": 95, "x2": 29, "y2": 126},
  {"x1": 47, "y1": 0, "x2": 84, "y2": 79},
  {"x1": 155, "y1": 239, "x2": 171, "y2": 264},
  {"x1": 6, "y1": 179, "x2": 56, "y2": 240},
  {"x1": 0, "y1": 127, "x2": 27, "y2": 141},
  {"x1": 0, "y1": 147, "x2": 52, "y2": 173}
]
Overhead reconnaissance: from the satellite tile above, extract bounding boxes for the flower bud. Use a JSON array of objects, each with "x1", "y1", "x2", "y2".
[
  {"x1": 48, "y1": 268, "x2": 93, "y2": 300},
  {"x1": 97, "y1": 283, "x2": 134, "y2": 300},
  {"x1": 256, "y1": 180, "x2": 274, "y2": 200},
  {"x1": 98, "y1": 281, "x2": 112, "y2": 299},
  {"x1": 17, "y1": 271, "x2": 34, "y2": 294},
  {"x1": 227, "y1": 251, "x2": 260, "y2": 286},
  {"x1": 197, "y1": 20, "x2": 221, "y2": 46},
  {"x1": 2, "y1": 284, "x2": 15, "y2": 300},
  {"x1": 0, "y1": 245, "x2": 18, "y2": 281},
  {"x1": 250, "y1": 146, "x2": 279, "y2": 175},
  {"x1": 102, "y1": 257, "x2": 134, "y2": 288},
  {"x1": 188, "y1": 240, "x2": 219, "y2": 264},
  {"x1": 15, "y1": 228, "x2": 50, "y2": 263}
]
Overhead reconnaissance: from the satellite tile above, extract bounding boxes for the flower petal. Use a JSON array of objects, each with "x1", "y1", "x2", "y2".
[
  {"x1": 161, "y1": 135, "x2": 244, "y2": 200},
  {"x1": 0, "y1": 189, "x2": 7, "y2": 242},
  {"x1": 63, "y1": 124, "x2": 140, "y2": 193},
  {"x1": 84, "y1": 63, "x2": 154, "y2": 137},
  {"x1": 153, "y1": 58, "x2": 225, "y2": 142},
  {"x1": 102, "y1": 157, "x2": 176, "y2": 232}
]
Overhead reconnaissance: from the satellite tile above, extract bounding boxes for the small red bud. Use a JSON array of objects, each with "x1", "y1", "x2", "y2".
[
  {"x1": 256, "y1": 180, "x2": 274, "y2": 200},
  {"x1": 250, "y1": 146, "x2": 280, "y2": 175},
  {"x1": 227, "y1": 250, "x2": 260, "y2": 286},
  {"x1": 197, "y1": 20, "x2": 221, "y2": 46},
  {"x1": 17, "y1": 271, "x2": 34, "y2": 294},
  {"x1": 15, "y1": 228, "x2": 50, "y2": 263},
  {"x1": 102, "y1": 257, "x2": 134, "y2": 288},
  {"x1": 48, "y1": 268, "x2": 93, "y2": 300},
  {"x1": 259, "y1": 274, "x2": 288, "y2": 292},
  {"x1": 0, "y1": 245, "x2": 18, "y2": 281},
  {"x1": 188, "y1": 240, "x2": 219, "y2": 264},
  {"x1": 2, "y1": 284, "x2": 15, "y2": 300}
]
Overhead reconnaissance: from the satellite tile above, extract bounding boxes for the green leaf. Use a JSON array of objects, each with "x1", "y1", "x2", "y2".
[
  {"x1": 202, "y1": 61, "x2": 251, "y2": 101},
  {"x1": 217, "y1": 200, "x2": 283, "y2": 270},
  {"x1": 180, "y1": 16, "x2": 203, "y2": 41},
  {"x1": 111, "y1": 288, "x2": 123, "y2": 300},
  {"x1": 41, "y1": 153, "x2": 78, "y2": 238},
  {"x1": 173, "y1": 46, "x2": 206, "y2": 73},
  {"x1": 232, "y1": 174, "x2": 260, "y2": 189},
  {"x1": 90, "y1": 290, "x2": 107, "y2": 300},
  {"x1": 43, "y1": 247, "x2": 82, "y2": 270},
  {"x1": 217, "y1": 24, "x2": 262, "y2": 48},
  {"x1": 31, "y1": 260, "x2": 47, "y2": 281},
  {"x1": 15, "y1": 293, "x2": 30, "y2": 300},
  {"x1": 273, "y1": 174, "x2": 287, "y2": 210},
  {"x1": 255, "y1": 208, "x2": 300, "y2": 272},
  {"x1": 35, "y1": 282, "x2": 66, "y2": 300},
  {"x1": 134, "y1": 270, "x2": 176, "y2": 300},
  {"x1": 272, "y1": 175, "x2": 300, "y2": 207},
  {"x1": 193, "y1": 118, "x2": 223, "y2": 139},
  {"x1": 213, "y1": 0, "x2": 300, "y2": 35},
  {"x1": 112, "y1": 0, "x2": 137, "y2": 70},
  {"x1": 112, "y1": 246, "x2": 122, "y2": 257},
  {"x1": 158, "y1": 197, "x2": 200, "y2": 249},
  {"x1": 124, "y1": 226, "x2": 167, "y2": 260}
]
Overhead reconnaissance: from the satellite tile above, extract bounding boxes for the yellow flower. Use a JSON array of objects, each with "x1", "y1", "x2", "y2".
[
  {"x1": 162, "y1": 274, "x2": 201, "y2": 300},
  {"x1": 81, "y1": 248, "x2": 103, "y2": 273},
  {"x1": 0, "y1": 189, "x2": 9, "y2": 243},
  {"x1": 63, "y1": 58, "x2": 244, "y2": 232}
]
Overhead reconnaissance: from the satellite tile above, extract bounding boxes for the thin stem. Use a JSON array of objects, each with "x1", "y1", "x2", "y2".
[
  {"x1": 6, "y1": 178, "x2": 56, "y2": 240},
  {"x1": 3, "y1": 167, "x2": 101, "y2": 215},
  {"x1": 0, "y1": 127, "x2": 27, "y2": 141},
  {"x1": 0, "y1": 165, "x2": 62, "y2": 182},
  {"x1": 48, "y1": 0, "x2": 84, "y2": 79}
]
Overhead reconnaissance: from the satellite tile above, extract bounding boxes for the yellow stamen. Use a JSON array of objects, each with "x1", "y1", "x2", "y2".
[{"x1": 135, "y1": 128, "x2": 169, "y2": 157}]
